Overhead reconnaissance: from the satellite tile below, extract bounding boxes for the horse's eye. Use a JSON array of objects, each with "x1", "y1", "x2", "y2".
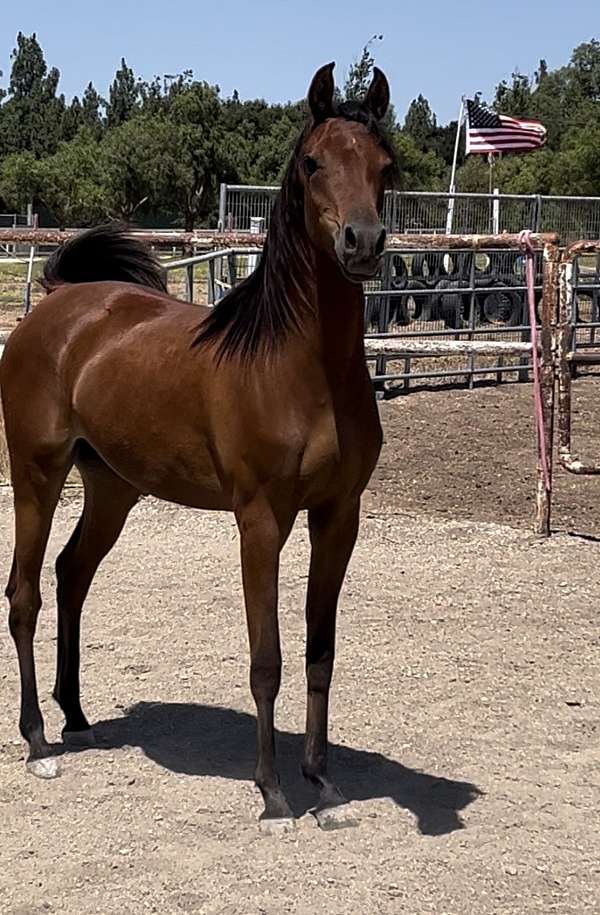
[{"x1": 304, "y1": 156, "x2": 320, "y2": 177}]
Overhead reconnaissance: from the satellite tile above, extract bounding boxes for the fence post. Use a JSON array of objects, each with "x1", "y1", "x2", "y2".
[
  {"x1": 492, "y1": 188, "x2": 500, "y2": 234},
  {"x1": 248, "y1": 216, "x2": 264, "y2": 276},
  {"x1": 227, "y1": 252, "x2": 237, "y2": 288},
  {"x1": 534, "y1": 244, "x2": 559, "y2": 537},
  {"x1": 218, "y1": 183, "x2": 227, "y2": 232},
  {"x1": 374, "y1": 253, "x2": 393, "y2": 396},
  {"x1": 467, "y1": 251, "x2": 476, "y2": 388},
  {"x1": 534, "y1": 195, "x2": 542, "y2": 232},
  {"x1": 207, "y1": 258, "x2": 216, "y2": 305},
  {"x1": 22, "y1": 243, "x2": 36, "y2": 317},
  {"x1": 185, "y1": 262, "x2": 194, "y2": 303}
]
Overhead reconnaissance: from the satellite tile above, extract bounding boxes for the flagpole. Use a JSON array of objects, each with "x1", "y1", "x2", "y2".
[{"x1": 446, "y1": 96, "x2": 465, "y2": 235}]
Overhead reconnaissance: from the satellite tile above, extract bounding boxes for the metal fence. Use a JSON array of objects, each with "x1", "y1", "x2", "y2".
[
  {"x1": 0, "y1": 213, "x2": 30, "y2": 229},
  {"x1": 0, "y1": 210, "x2": 36, "y2": 257},
  {"x1": 218, "y1": 185, "x2": 600, "y2": 244},
  {"x1": 164, "y1": 236, "x2": 600, "y2": 392}
]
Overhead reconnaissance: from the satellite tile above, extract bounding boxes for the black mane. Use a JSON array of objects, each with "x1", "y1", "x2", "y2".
[{"x1": 194, "y1": 106, "x2": 396, "y2": 361}]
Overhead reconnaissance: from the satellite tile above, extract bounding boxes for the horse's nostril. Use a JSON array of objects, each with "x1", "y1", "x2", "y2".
[
  {"x1": 375, "y1": 228, "x2": 386, "y2": 257},
  {"x1": 345, "y1": 226, "x2": 357, "y2": 250}
]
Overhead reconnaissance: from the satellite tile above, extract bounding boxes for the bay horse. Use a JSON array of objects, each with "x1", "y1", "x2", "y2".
[{"x1": 0, "y1": 63, "x2": 393, "y2": 827}]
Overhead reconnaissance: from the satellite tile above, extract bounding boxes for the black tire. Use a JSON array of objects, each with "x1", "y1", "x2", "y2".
[
  {"x1": 391, "y1": 255, "x2": 408, "y2": 290},
  {"x1": 411, "y1": 253, "x2": 443, "y2": 287},
  {"x1": 436, "y1": 278, "x2": 470, "y2": 328},
  {"x1": 396, "y1": 279, "x2": 425, "y2": 324},
  {"x1": 364, "y1": 297, "x2": 381, "y2": 331},
  {"x1": 481, "y1": 283, "x2": 522, "y2": 326},
  {"x1": 411, "y1": 252, "x2": 427, "y2": 279},
  {"x1": 446, "y1": 251, "x2": 473, "y2": 283}
]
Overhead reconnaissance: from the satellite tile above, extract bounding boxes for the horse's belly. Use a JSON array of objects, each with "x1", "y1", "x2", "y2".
[
  {"x1": 74, "y1": 401, "x2": 230, "y2": 509},
  {"x1": 82, "y1": 426, "x2": 230, "y2": 509}
]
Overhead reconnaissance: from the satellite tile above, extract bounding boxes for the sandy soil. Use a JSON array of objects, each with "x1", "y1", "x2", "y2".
[{"x1": 1, "y1": 377, "x2": 600, "y2": 914}]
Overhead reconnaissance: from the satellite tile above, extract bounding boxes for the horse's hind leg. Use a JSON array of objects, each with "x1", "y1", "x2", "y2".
[
  {"x1": 302, "y1": 499, "x2": 360, "y2": 828},
  {"x1": 7, "y1": 456, "x2": 72, "y2": 778},
  {"x1": 53, "y1": 447, "x2": 139, "y2": 744}
]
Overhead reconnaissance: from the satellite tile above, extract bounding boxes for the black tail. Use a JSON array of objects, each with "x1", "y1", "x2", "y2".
[{"x1": 41, "y1": 223, "x2": 167, "y2": 293}]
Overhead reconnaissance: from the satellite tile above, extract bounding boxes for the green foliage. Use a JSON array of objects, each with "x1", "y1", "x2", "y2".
[
  {"x1": 37, "y1": 130, "x2": 106, "y2": 227},
  {"x1": 551, "y1": 124, "x2": 600, "y2": 194},
  {"x1": 107, "y1": 58, "x2": 138, "y2": 128},
  {"x1": 404, "y1": 95, "x2": 436, "y2": 148},
  {"x1": 99, "y1": 115, "x2": 168, "y2": 221},
  {"x1": 0, "y1": 151, "x2": 41, "y2": 210},
  {"x1": 344, "y1": 38, "x2": 382, "y2": 101},
  {"x1": 81, "y1": 83, "x2": 104, "y2": 136},
  {"x1": 0, "y1": 32, "x2": 65, "y2": 158},
  {"x1": 0, "y1": 31, "x2": 599, "y2": 227}
]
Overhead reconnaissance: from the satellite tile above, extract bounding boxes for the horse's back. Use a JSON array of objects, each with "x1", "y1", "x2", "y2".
[
  {"x1": 0, "y1": 282, "x2": 209, "y2": 462},
  {"x1": 5, "y1": 282, "x2": 203, "y2": 357}
]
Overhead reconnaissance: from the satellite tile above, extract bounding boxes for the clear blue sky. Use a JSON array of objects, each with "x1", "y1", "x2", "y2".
[{"x1": 0, "y1": 0, "x2": 597, "y2": 123}]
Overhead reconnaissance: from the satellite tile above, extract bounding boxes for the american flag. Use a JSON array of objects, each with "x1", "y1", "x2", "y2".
[{"x1": 465, "y1": 99, "x2": 546, "y2": 155}]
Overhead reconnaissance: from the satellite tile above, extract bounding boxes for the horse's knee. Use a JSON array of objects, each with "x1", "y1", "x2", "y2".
[
  {"x1": 306, "y1": 651, "x2": 334, "y2": 694},
  {"x1": 8, "y1": 587, "x2": 42, "y2": 639},
  {"x1": 5, "y1": 558, "x2": 17, "y2": 601},
  {"x1": 250, "y1": 662, "x2": 281, "y2": 704}
]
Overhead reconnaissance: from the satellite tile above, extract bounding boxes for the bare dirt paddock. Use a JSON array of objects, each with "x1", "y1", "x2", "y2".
[{"x1": 1, "y1": 378, "x2": 600, "y2": 915}]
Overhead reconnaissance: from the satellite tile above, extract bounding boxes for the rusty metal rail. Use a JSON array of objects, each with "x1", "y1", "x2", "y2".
[
  {"x1": 364, "y1": 338, "x2": 536, "y2": 357},
  {"x1": 557, "y1": 241, "x2": 600, "y2": 475},
  {"x1": 0, "y1": 227, "x2": 558, "y2": 252}
]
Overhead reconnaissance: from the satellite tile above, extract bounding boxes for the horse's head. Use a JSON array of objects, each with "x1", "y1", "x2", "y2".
[{"x1": 301, "y1": 62, "x2": 393, "y2": 282}]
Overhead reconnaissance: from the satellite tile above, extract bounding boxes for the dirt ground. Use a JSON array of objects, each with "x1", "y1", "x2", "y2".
[{"x1": 1, "y1": 375, "x2": 600, "y2": 914}]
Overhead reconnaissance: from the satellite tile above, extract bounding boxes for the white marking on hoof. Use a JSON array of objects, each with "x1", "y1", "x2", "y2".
[
  {"x1": 259, "y1": 817, "x2": 297, "y2": 836},
  {"x1": 26, "y1": 756, "x2": 61, "y2": 779},
  {"x1": 63, "y1": 728, "x2": 96, "y2": 749},
  {"x1": 313, "y1": 804, "x2": 360, "y2": 831}
]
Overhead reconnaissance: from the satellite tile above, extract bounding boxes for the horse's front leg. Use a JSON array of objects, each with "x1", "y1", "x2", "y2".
[
  {"x1": 302, "y1": 498, "x2": 360, "y2": 827},
  {"x1": 236, "y1": 495, "x2": 295, "y2": 828}
]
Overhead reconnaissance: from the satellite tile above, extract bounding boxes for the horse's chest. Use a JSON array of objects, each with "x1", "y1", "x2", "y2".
[
  {"x1": 299, "y1": 406, "x2": 374, "y2": 503},
  {"x1": 300, "y1": 410, "x2": 341, "y2": 479}
]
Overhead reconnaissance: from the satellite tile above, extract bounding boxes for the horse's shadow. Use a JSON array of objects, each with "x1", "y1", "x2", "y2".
[{"x1": 92, "y1": 702, "x2": 482, "y2": 836}]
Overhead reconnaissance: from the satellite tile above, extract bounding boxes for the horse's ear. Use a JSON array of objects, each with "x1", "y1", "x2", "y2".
[
  {"x1": 364, "y1": 67, "x2": 390, "y2": 121},
  {"x1": 308, "y1": 62, "x2": 335, "y2": 123}
]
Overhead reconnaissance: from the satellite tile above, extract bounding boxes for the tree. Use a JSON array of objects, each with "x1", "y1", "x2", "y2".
[
  {"x1": 535, "y1": 59, "x2": 549, "y2": 85},
  {"x1": 107, "y1": 58, "x2": 139, "y2": 128},
  {"x1": 404, "y1": 95, "x2": 436, "y2": 149},
  {"x1": 0, "y1": 32, "x2": 65, "y2": 158},
  {"x1": 161, "y1": 81, "x2": 237, "y2": 229},
  {"x1": 344, "y1": 37, "x2": 382, "y2": 101},
  {"x1": 81, "y1": 82, "x2": 104, "y2": 136},
  {"x1": 61, "y1": 97, "x2": 83, "y2": 142},
  {"x1": 392, "y1": 132, "x2": 448, "y2": 190},
  {"x1": 494, "y1": 71, "x2": 533, "y2": 117},
  {"x1": 343, "y1": 35, "x2": 397, "y2": 129},
  {"x1": 551, "y1": 124, "x2": 600, "y2": 194},
  {"x1": 0, "y1": 151, "x2": 41, "y2": 210},
  {"x1": 251, "y1": 115, "x2": 303, "y2": 184},
  {"x1": 37, "y1": 130, "x2": 106, "y2": 226},
  {"x1": 100, "y1": 115, "x2": 168, "y2": 221},
  {"x1": 570, "y1": 39, "x2": 600, "y2": 101}
]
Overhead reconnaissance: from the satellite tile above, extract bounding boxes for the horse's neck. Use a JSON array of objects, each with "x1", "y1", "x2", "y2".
[{"x1": 312, "y1": 253, "x2": 366, "y2": 377}]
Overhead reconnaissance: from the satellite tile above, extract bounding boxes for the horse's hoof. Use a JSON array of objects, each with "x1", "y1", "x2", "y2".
[
  {"x1": 259, "y1": 816, "x2": 297, "y2": 836},
  {"x1": 313, "y1": 803, "x2": 360, "y2": 831},
  {"x1": 63, "y1": 727, "x2": 96, "y2": 749},
  {"x1": 26, "y1": 756, "x2": 61, "y2": 779}
]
